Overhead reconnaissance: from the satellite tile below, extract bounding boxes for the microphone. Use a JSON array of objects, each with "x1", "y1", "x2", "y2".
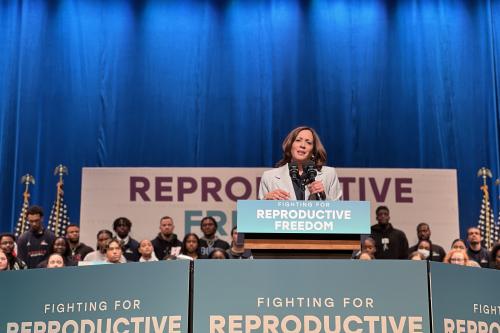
[
  {"x1": 289, "y1": 161, "x2": 299, "y2": 183},
  {"x1": 303, "y1": 160, "x2": 326, "y2": 200}
]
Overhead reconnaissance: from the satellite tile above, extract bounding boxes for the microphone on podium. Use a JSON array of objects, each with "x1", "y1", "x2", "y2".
[{"x1": 304, "y1": 160, "x2": 326, "y2": 201}]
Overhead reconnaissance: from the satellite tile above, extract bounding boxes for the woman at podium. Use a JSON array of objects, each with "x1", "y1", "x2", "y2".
[{"x1": 259, "y1": 126, "x2": 342, "y2": 201}]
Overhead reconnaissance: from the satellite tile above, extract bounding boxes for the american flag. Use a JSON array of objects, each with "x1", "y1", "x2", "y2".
[
  {"x1": 477, "y1": 184, "x2": 497, "y2": 250},
  {"x1": 14, "y1": 195, "x2": 30, "y2": 237},
  {"x1": 47, "y1": 181, "x2": 70, "y2": 237}
]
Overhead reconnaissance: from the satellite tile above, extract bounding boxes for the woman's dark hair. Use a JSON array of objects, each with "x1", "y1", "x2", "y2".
[
  {"x1": 490, "y1": 243, "x2": 500, "y2": 268},
  {"x1": 275, "y1": 126, "x2": 327, "y2": 170},
  {"x1": 105, "y1": 238, "x2": 122, "y2": 251},
  {"x1": 95, "y1": 229, "x2": 113, "y2": 250},
  {"x1": 209, "y1": 248, "x2": 229, "y2": 259},
  {"x1": 451, "y1": 238, "x2": 466, "y2": 249},
  {"x1": 181, "y1": 233, "x2": 201, "y2": 255},
  {"x1": 51, "y1": 236, "x2": 72, "y2": 257}
]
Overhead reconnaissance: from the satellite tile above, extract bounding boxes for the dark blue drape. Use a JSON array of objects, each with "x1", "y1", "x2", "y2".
[{"x1": 1, "y1": 0, "x2": 500, "y2": 239}]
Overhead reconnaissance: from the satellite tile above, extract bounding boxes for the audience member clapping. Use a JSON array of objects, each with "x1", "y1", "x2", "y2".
[{"x1": 139, "y1": 239, "x2": 158, "y2": 262}]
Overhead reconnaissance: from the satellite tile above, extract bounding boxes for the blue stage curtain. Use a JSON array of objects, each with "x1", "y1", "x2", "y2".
[{"x1": 1, "y1": 0, "x2": 499, "y2": 238}]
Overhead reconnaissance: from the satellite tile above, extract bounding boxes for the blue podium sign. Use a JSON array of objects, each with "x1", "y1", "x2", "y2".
[
  {"x1": 237, "y1": 200, "x2": 370, "y2": 234},
  {"x1": 429, "y1": 262, "x2": 500, "y2": 333},
  {"x1": 193, "y1": 260, "x2": 431, "y2": 333},
  {"x1": 0, "y1": 261, "x2": 190, "y2": 333}
]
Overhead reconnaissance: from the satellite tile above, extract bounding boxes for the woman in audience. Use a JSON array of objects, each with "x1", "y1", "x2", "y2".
[
  {"x1": 138, "y1": 239, "x2": 158, "y2": 262},
  {"x1": 0, "y1": 249, "x2": 8, "y2": 271},
  {"x1": 209, "y1": 248, "x2": 229, "y2": 259},
  {"x1": 84, "y1": 230, "x2": 113, "y2": 262},
  {"x1": 38, "y1": 237, "x2": 76, "y2": 268},
  {"x1": 444, "y1": 249, "x2": 469, "y2": 266},
  {"x1": 451, "y1": 239, "x2": 467, "y2": 251},
  {"x1": 409, "y1": 251, "x2": 425, "y2": 260},
  {"x1": 105, "y1": 239, "x2": 125, "y2": 264},
  {"x1": 227, "y1": 227, "x2": 253, "y2": 259},
  {"x1": 46, "y1": 253, "x2": 65, "y2": 268},
  {"x1": 489, "y1": 243, "x2": 500, "y2": 269},
  {"x1": 178, "y1": 233, "x2": 206, "y2": 260},
  {"x1": 416, "y1": 239, "x2": 432, "y2": 260},
  {"x1": 358, "y1": 251, "x2": 374, "y2": 260}
]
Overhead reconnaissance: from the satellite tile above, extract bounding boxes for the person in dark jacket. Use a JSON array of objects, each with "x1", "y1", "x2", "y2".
[
  {"x1": 370, "y1": 206, "x2": 409, "y2": 259},
  {"x1": 0, "y1": 233, "x2": 27, "y2": 270},
  {"x1": 16, "y1": 206, "x2": 56, "y2": 269},
  {"x1": 151, "y1": 216, "x2": 182, "y2": 259},
  {"x1": 199, "y1": 216, "x2": 229, "y2": 256},
  {"x1": 113, "y1": 217, "x2": 140, "y2": 262}
]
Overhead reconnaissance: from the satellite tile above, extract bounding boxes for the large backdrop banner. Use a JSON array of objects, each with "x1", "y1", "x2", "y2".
[{"x1": 79, "y1": 167, "x2": 458, "y2": 248}]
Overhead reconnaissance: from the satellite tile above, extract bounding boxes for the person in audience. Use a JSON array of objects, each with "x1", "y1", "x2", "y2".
[
  {"x1": 258, "y1": 126, "x2": 342, "y2": 201},
  {"x1": 209, "y1": 248, "x2": 229, "y2": 259},
  {"x1": 370, "y1": 206, "x2": 409, "y2": 259},
  {"x1": 408, "y1": 223, "x2": 445, "y2": 262},
  {"x1": 0, "y1": 249, "x2": 8, "y2": 271},
  {"x1": 0, "y1": 233, "x2": 27, "y2": 270},
  {"x1": 113, "y1": 217, "x2": 140, "y2": 262},
  {"x1": 105, "y1": 239, "x2": 125, "y2": 264},
  {"x1": 139, "y1": 239, "x2": 158, "y2": 262},
  {"x1": 466, "y1": 227, "x2": 489, "y2": 267},
  {"x1": 199, "y1": 216, "x2": 229, "y2": 256},
  {"x1": 352, "y1": 236, "x2": 376, "y2": 259},
  {"x1": 451, "y1": 239, "x2": 467, "y2": 251},
  {"x1": 359, "y1": 251, "x2": 374, "y2": 260},
  {"x1": 38, "y1": 237, "x2": 76, "y2": 268},
  {"x1": 444, "y1": 249, "x2": 469, "y2": 266},
  {"x1": 409, "y1": 251, "x2": 425, "y2": 260},
  {"x1": 16, "y1": 205, "x2": 56, "y2": 268},
  {"x1": 227, "y1": 226, "x2": 253, "y2": 259},
  {"x1": 46, "y1": 253, "x2": 65, "y2": 269},
  {"x1": 151, "y1": 216, "x2": 182, "y2": 260},
  {"x1": 66, "y1": 224, "x2": 93, "y2": 262},
  {"x1": 489, "y1": 243, "x2": 500, "y2": 270},
  {"x1": 178, "y1": 233, "x2": 206, "y2": 260},
  {"x1": 84, "y1": 229, "x2": 113, "y2": 262},
  {"x1": 415, "y1": 239, "x2": 433, "y2": 260}
]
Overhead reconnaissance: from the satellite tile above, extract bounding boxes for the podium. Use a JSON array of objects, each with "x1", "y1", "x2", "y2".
[{"x1": 237, "y1": 200, "x2": 370, "y2": 259}]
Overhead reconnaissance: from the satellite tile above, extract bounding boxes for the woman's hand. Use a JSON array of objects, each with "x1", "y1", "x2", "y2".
[
  {"x1": 264, "y1": 189, "x2": 290, "y2": 200},
  {"x1": 307, "y1": 180, "x2": 325, "y2": 195}
]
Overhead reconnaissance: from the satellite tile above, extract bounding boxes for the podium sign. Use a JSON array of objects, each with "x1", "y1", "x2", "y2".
[{"x1": 237, "y1": 200, "x2": 370, "y2": 234}]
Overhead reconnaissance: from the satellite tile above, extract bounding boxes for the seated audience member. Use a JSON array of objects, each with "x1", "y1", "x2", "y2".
[
  {"x1": 199, "y1": 216, "x2": 230, "y2": 256},
  {"x1": 66, "y1": 224, "x2": 93, "y2": 262},
  {"x1": 113, "y1": 217, "x2": 140, "y2": 262},
  {"x1": 409, "y1": 251, "x2": 425, "y2": 260},
  {"x1": 466, "y1": 227, "x2": 489, "y2": 268},
  {"x1": 105, "y1": 239, "x2": 126, "y2": 264},
  {"x1": 152, "y1": 216, "x2": 182, "y2": 259},
  {"x1": 370, "y1": 206, "x2": 409, "y2": 259},
  {"x1": 352, "y1": 236, "x2": 377, "y2": 259},
  {"x1": 490, "y1": 243, "x2": 500, "y2": 270},
  {"x1": 178, "y1": 233, "x2": 206, "y2": 260},
  {"x1": 444, "y1": 249, "x2": 469, "y2": 266},
  {"x1": 0, "y1": 233, "x2": 27, "y2": 270},
  {"x1": 359, "y1": 251, "x2": 374, "y2": 260},
  {"x1": 209, "y1": 248, "x2": 229, "y2": 259},
  {"x1": 139, "y1": 239, "x2": 158, "y2": 262},
  {"x1": 451, "y1": 239, "x2": 467, "y2": 251},
  {"x1": 46, "y1": 253, "x2": 65, "y2": 269},
  {"x1": 84, "y1": 230, "x2": 113, "y2": 262},
  {"x1": 227, "y1": 227, "x2": 253, "y2": 259},
  {"x1": 0, "y1": 249, "x2": 8, "y2": 271},
  {"x1": 408, "y1": 223, "x2": 445, "y2": 262},
  {"x1": 38, "y1": 237, "x2": 76, "y2": 268}
]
